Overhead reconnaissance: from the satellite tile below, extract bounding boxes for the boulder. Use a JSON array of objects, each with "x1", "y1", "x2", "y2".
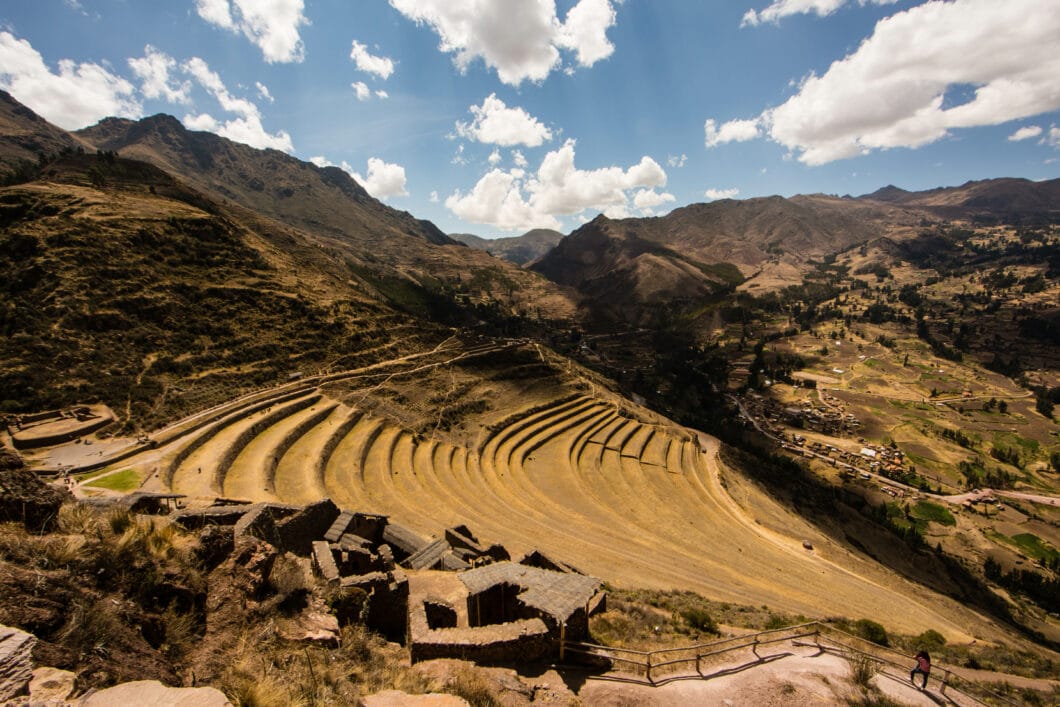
[
  {"x1": 28, "y1": 666, "x2": 76, "y2": 703},
  {"x1": 0, "y1": 624, "x2": 35, "y2": 701},
  {"x1": 77, "y1": 680, "x2": 231, "y2": 706},
  {"x1": 277, "y1": 610, "x2": 340, "y2": 648}
]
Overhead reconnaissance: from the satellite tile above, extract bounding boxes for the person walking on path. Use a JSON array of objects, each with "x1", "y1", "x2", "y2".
[{"x1": 910, "y1": 650, "x2": 931, "y2": 689}]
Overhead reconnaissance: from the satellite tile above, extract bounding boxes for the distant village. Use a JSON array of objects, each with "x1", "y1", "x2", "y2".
[{"x1": 738, "y1": 390, "x2": 918, "y2": 499}]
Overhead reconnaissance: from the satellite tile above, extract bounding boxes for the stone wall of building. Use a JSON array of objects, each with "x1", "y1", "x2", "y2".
[{"x1": 408, "y1": 599, "x2": 551, "y2": 664}]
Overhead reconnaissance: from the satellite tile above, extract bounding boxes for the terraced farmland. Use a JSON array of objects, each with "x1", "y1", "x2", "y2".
[{"x1": 74, "y1": 343, "x2": 994, "y2": 639}]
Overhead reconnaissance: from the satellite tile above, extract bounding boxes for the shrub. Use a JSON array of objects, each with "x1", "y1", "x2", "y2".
[
  {"x1": 854, "y1": 619, "x2": 889, "y2": 647},
  {"x1": 915, "y1": 629, "x2": 947, "y2": 650},
  {"x1": 681, "y1": 607, "x2": 717, "y2": 634}
]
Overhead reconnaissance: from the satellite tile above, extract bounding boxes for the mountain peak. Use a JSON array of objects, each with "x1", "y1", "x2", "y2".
[
  {"x1": 74, "y1": 110, "x2": 456, "y2": 248},
  {"x1": 860, "y1": 185, "x2": 910, "y2": 202}
]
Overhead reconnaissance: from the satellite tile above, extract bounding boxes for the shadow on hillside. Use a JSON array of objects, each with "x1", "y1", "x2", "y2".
[{"x1": 715, "y1": 433, "x2": 1058, "y2": 650}]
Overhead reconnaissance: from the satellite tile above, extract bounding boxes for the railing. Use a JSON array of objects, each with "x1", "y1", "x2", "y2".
[
  {"x1": 561, "y1": 621, "x2": 822, "y2": 685},
  {"x1": 561, "y1": 621, "x2": 1022, "y2": 706}
]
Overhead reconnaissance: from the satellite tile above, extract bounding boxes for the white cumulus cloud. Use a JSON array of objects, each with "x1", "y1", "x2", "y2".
[
  {"x1": 704, "y1": 188, "x2": 740, "y2": 200},
  {"x1": 446, "y1": 139, "x2": 669, "y2": 231},
  {"x1": 183, "y1": 113, "x2": 220, "y2": 131},
  {"x1": 256, "y1": 81, "x2": 273, "y2": 102},
  {"x1": 725, "y1": 0, "x2": 1060, "y2": 165},
  {"x1": 742, "y1": 0, "x2": 899, "y2": 27},
  {"x1": 455, "y1": 93, "x2": 553, "y2": 147},
  {"x1": 0, "y1": 31, "x2": 141, "y2": 130},
  {"x1": 555, "y1": 0, "x2": 618, "y2": 67},
  {"x1": 667, "y1": 154, "x2": 688, "y2": 168},
  {"x1": 353, "y1": 157, "x2": 409, "y2": 199},
  {"x1": 704, "y1": 118, "x2": 760, "y2": 148},
  {"x1": 1007, "y1": 125, "x2": 1042, "y2": 142},
  {"x1": 195, "y1": 0, "x2": 307, "y2": 63},
  {"x1": 389, "y1": 0, "x2": 618, "y2": 86},
  {"x1": 128, "y1": 45, "x2": 191, "y2": 104},
  {"x1": 182, "y1": 57, "x2": 293, "y2": 152},
  {"x1": 375, "y1": 89, "x2": 389, "y2": 99},
  {"x1": 633, "y1": 188, "x2": 676, "y2": 212},
  {"x1": 310, "y1": 155, "x2": 409, "y2": 200},
  {"x1": 350, "y1": 40, "x2": 395, "y2": 80},
  {"x1": 351, "y1": 81, "x2": 371, "y2": 101}
]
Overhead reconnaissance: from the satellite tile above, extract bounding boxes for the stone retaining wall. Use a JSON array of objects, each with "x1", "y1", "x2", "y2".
[
  {"x1": 212, "y1": 394, "x2": 322, "y2": 491},
  {"x1": 162, "y1": 388, "x2": 314, "y2": 486},
  {"x1": 263, "y1": 403, "x2": 338, "y2": 491}
]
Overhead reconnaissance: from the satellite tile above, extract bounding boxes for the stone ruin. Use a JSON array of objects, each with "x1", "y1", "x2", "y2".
[
  {"x1": 170, "y1": 498, "x2": 605, "y2": 663},
  {"x1": 5, "y1": 405, "x2": 115, "y2": 450},
  {"x1": 409, "y1": 560, "x2": 604, "y2": 664}
]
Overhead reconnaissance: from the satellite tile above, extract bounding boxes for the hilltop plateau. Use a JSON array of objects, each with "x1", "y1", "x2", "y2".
[{"x1": 1, "y1": 90, "x2": 1059, "y2": 705}]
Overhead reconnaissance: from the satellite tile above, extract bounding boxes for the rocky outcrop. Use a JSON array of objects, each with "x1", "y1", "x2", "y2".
[
  {"x1": 27, "y1": 666, "x2": 76, "y2": 703},
  {"x1": 0, "y1": 447, "x2": 70, "y2": 531},
  {"x1": 0, "y1": 625, "x2": 35, "y2": 701}
]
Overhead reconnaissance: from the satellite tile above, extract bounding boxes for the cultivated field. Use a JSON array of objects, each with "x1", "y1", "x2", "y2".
[{"x1": 56, "y1": 342, "x2": 1020, "y2": 645}]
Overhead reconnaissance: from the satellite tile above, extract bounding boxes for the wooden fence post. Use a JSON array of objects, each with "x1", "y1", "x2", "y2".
[
  {"x1": 646, "y1": 652, "x2": 652, "y2": 685},
  {"x1": 559, "y1": 623, "x2": 566, "y2": 663}
]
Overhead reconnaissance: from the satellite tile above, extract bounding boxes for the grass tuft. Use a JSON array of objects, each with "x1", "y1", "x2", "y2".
[{"x1": 441, "y1": 665, "x2": 502, "y2": 707}]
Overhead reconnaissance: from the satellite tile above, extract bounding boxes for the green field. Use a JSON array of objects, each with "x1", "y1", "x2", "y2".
[
  {"x1": 911, "y1": 501, "x2": 956, "y2": 527},
  {"x1": 85, "y1": 469, "x2": 142, "y2": 492}
]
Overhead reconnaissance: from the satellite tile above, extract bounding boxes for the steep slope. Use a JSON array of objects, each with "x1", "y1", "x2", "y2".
[
  {"x1": 0, "y1": 149, "x2": 436, "y2": 431},
  {"x1": 75, "y1": 115, "x2": 577, "y2": 321},
  {"x1": 77, "y1": 114, "x2": 452, "y2": 248},
  {"x1": 451, "y1": 228, "x2": 564, "y2": 266},
  {"x1": 0, "y1": 93, "x2": 577, "y2": 431},
  {"x1": 0, "y1": 90, "x2": 85, "y2": 182}
]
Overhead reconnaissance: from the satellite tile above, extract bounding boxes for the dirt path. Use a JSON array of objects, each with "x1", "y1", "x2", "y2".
[{"x1": 577, "y1": 641, "x2": 955, "y2": 706}]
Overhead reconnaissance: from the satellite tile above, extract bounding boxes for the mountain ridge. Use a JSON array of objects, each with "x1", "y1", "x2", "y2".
[{"x1": 450, "y1": 228, "x2": 565, "y2": 266}]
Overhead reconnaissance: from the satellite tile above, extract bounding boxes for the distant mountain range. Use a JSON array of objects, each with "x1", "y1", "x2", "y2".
[
  {"x1": 2, "y1": 86, "x2": 1057, "y2": 403},
  {"x1": 859, "y1": 178, "x2": 1060, "y2": 219},
  {"x1": 450, "y1": 229, "x2": 564, "y2": 266},
  {"x1": 527, "y1": 179, "x2": 1057, "y2": 323}
]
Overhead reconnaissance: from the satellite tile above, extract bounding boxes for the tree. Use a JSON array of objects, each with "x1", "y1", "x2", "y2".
[
  {"x1": 1037, "y1": 396, "x2": 1054, "y2": 420},
  {"x1": 998, "y1": 400, "x2": 1008, "y2": 414}
]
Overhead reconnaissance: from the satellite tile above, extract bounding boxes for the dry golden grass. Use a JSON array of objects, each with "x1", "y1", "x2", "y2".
[{"x1": 214, "y1": 625, "x2": 431, "y2": 706}]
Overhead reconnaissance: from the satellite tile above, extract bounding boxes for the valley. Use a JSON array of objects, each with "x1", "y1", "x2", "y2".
[{"x1": 1, "y1": 89, "x2": 1058, "y2": 704}]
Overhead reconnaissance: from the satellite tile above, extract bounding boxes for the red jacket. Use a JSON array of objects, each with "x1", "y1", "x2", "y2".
[{"x1": 917, "y1": 655, "x2": 931, "y2": 673}]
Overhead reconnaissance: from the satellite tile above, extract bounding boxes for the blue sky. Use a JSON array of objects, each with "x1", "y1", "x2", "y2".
[{"x1": 1, "y1": 0, "x2": 1058, "y2": 236}]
